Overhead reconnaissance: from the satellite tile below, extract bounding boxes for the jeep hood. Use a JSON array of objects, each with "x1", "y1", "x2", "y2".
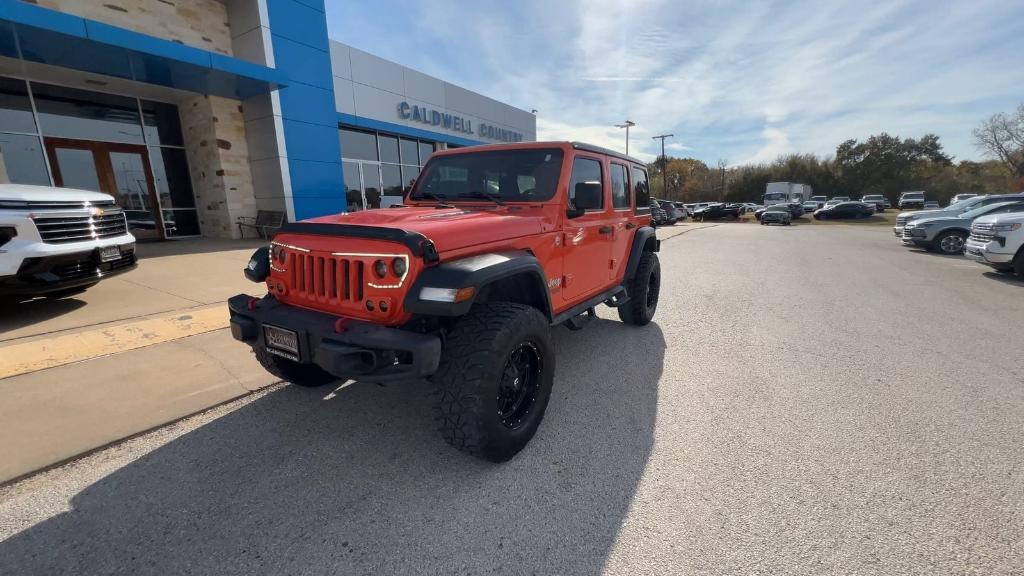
[{"x1": 304, "y1": 206, "x2": 546, "y2": 252}]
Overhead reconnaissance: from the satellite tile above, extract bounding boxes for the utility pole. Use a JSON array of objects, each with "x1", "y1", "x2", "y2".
[
  {"x1": 615, "y1": 120, "x2": 635, "y2": 155},
  {"x1": 651, "y1": 134, "x2": 673, "y2": 198}
]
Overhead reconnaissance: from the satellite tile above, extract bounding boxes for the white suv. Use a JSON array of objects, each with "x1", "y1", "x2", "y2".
[
  {"x1": 965, "y1": 212, "x2": 1024, "y2": 276},
  {"x1": 0, "y1": 184, "x2": 137, "y2": 297}
]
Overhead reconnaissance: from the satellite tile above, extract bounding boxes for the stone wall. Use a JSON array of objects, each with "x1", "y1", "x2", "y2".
[
  {"x1": 179, "y1": 95, "x2": 256, "y2": 239},
  {"x1": 23, "y1": 0, "x2": 232, "y2": 56}
]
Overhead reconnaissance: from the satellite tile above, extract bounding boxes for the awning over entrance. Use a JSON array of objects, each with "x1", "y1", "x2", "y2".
[{"x1": 0, "y1": 0, "x2": 285, "y2": 100}]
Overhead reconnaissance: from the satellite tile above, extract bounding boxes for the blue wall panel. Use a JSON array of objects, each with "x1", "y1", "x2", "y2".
[{"x1": 266, "y1": 0, "x2": 345, "y2": 217}]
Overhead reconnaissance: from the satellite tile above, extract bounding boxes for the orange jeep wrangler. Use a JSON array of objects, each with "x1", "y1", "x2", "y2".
[{"x1": 230, "y1": 141, "x2": 661, "y2": 461}]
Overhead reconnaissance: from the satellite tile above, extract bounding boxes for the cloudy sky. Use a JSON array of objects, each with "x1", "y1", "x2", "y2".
[{"x1": 326, "y1": 0, "x2": 1023, "y2": 165}]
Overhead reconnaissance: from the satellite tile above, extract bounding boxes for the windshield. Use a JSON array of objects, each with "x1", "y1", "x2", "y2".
[
  {"x1": 863, "y1": 195, "x2": 883, "y2": 200},
  {"x1": 902, "y1": 193, "x2": 924, "y2": 200},
  {"x1": 410, "y1": 149, "x2": 565, "y2": 203},
  {"x1": 962, "y1": 202, "x2": 1024, "y2": 219},
  {"x1": 763, "y1": 193, "x2": 785, "y2": 201}
]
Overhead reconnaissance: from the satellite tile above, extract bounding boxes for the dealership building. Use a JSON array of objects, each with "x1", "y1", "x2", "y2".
[{"x1": 0, "y1": 0, "x2": 536, "y2": 239}]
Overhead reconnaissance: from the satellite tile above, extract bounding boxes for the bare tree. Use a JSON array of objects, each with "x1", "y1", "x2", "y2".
[{"x1": 974, "y1": 104, "x2": 1024, "y2": 190}]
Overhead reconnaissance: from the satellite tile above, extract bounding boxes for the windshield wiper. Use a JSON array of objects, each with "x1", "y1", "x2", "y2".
[
  {"x1": 458, "y1": 190, "x2": 506, "y2": 205},
  {"x1": 414, "y1": 191, "x2": 453, "y2": 208}
]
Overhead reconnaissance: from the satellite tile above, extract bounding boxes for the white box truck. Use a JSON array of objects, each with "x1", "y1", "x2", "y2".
[{"x1": 763, "y1": 182, "x2": 813, "y2": 206}]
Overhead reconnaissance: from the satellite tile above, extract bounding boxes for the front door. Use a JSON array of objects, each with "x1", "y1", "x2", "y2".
[
  {"x1": 45, "y1": 138, "x2": 164, "y2": 240},
  {"x1": 342, "y1": 161, "x2": 383, "y2": 212},
  {"x1": 561, "y1": 154, "x2": 614, "y2": 303}
]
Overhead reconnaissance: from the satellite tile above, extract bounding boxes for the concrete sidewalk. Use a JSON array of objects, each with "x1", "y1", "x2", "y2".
[{"x1": 0, "y1": 238, "x2": 275, "y2": 484}]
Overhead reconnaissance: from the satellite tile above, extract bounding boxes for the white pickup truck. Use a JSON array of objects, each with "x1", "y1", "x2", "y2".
[
  {"x1": 0, "y1": 184, "x2": 137, "y2": 298},
  {"x1": 965, "y1": 212, "x2": 1024, "y2": 276}
]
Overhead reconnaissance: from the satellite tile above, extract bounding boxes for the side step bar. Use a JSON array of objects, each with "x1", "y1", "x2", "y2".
[{"x1": 551, "y1": 286, "x2": 628, "y2": 327}]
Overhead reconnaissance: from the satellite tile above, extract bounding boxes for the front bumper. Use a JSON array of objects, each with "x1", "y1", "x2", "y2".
[
  {"x1": 228, "y1": 294, "x2": 441, "y2": 382},
  {"x1": 964, "y1": 240, "x2": 1014, "y2": 266},
  {"x1": 0, "y1": 244, "x2": 136, "y2": 295}
]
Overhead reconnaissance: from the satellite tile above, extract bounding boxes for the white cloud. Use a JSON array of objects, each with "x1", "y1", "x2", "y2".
[{"x1": 331, "y1": 0, "x2": 1024, "y2": 165}]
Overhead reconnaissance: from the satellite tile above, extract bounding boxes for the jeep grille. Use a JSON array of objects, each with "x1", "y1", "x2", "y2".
[{"x1": 290, "y1": 253, "x2": 365, "y2": 304}]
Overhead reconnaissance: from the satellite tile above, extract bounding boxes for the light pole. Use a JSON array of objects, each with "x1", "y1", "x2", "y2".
[
  {"x1": 651, "y1": 134, "x2": 673, "y2": 198},
  {"x1": 615, "y1": 120, "x2": 635, "y2": 155}
]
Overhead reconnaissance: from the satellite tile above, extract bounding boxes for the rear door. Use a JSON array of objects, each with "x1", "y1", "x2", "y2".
[
  {"x1": 608, "y1": 162, "x2": 634, "y2": 280},
  {"x1": 561, "y1": 154, "x2": 614, "y2": 302}
]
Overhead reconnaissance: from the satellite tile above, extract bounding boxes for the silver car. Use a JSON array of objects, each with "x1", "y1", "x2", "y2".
[
  {"x1": 901, "y1": 201, "x2": 1024, "y2": 254},
  {"x1": 760, "y1": 205, "x2": 792, "y2": 226}
]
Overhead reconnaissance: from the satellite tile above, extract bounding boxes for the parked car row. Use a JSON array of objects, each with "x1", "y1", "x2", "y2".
[{"x1": 894, "y1": 193, "x2": 1024, "y2": 277}]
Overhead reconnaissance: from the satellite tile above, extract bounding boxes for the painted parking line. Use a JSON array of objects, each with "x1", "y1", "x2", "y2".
[{"x1": 0, "y1": 307, "x2": 229, "y2": 380}]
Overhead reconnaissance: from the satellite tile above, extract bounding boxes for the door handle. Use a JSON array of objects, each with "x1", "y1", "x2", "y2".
[
  {"x1": 624, "y1": 222, "x2": 637, "y2": 230},
  {"x1": 598, "y1": 226, "x2": 614, "y2": 235}
]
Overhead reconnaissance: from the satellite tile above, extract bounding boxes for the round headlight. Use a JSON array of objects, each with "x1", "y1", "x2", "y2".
[
  {"x1": 374, "y1": 259, "x2": 388, "y2": 278},
  {"x1": 271, "y1": 245, "x2": 286, "y2": 263},
  {"x1": 392, "y1": 257, "x2": 407, "y2": 277}
]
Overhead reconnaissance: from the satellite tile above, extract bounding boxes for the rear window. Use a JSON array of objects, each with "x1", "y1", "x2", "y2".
[
  {"x1": 411, "y1": 149, "x2": 564, "y2": 202},
  {"x1": 632, "y1": 167, "x2": 650, "y2": 212}
]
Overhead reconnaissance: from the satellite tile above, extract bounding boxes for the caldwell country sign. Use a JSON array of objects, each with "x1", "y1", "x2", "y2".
[{"x1": 397, "y1": 102, "x2": 523, "y2": 143}]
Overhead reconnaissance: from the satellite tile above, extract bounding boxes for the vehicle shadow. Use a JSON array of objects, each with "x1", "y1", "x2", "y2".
[
  {"x1": 982, "y1": 270, "x2": 1024, "y2": 286},
  {"x1": 0, "y1": 295, "x2": 87, "y2": 337},
  {"x1": 0, "y1": 318, "x2": 664, "y2": 575}
]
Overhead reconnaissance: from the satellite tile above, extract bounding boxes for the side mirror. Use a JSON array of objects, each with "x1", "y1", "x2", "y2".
[
  {"x1": 567, "y1": 182, "x2": 602, "y2": 219},
  {"x1": 244, "y1": 246, "x2": 270, "y2": 282}
]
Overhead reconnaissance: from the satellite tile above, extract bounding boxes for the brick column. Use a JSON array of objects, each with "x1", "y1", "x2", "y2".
[{"x1": 179, "y1": 94, "x2": 256, "y2": 239}]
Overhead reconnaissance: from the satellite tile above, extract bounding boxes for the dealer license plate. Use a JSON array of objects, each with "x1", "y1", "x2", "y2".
[
  {"x1": 264, "y1": 325, "x2": 299, "y2": 361},
  {"x1": 98, "y1": 245, "x2": 122, "y2": 262}
]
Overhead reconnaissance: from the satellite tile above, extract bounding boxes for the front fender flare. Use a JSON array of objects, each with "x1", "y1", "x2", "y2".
[{"x1": 403, "y1": 250, "x2": 553, "y2": 319}]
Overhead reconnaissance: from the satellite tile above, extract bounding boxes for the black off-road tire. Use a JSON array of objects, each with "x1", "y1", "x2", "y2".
[
  {"x1": 431, "y1": 302, "x2": 555, "y2": 462},
  {"x1": 618, "y1": 251, "x2": 660, "y2": 326},
  {"x1": 254, "y1": 347, "x2": 337, "y2": 387},
  {"x1": 1014, "y1": 247, "x2": 1024, "y2": 277}
]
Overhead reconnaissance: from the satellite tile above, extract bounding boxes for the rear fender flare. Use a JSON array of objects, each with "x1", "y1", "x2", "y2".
[{"x1": 624, "y1": 226, "x2": 660, "y2": 281}]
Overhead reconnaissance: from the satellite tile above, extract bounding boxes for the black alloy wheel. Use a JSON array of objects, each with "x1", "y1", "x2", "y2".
[{"x1": 496, "y1": 342, "x2": 543, "y2": 429}]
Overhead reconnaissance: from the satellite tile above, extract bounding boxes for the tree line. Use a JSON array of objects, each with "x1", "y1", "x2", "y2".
[{"x1": 647, "y1": 103, "x2": 1024, "y2": 205}]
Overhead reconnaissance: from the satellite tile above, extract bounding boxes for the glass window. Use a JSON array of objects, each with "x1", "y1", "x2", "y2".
[
  {"x1": 378, "y1": 134, "x2": 400, "y2": 164},
  {"x1": 32, "y1": 82, "x2": 144, "y2": 144},
  {"x1": 399, "y1": 138, "x2": 418, "y2": 165},
  {"x1": 342, "y1": 160, "x2": 364, "y2": 211},
  {"x1": 162, "y1": 209, "x2": 200, "y2": 237},
  {"x1": 412, "y1": 149, "x2": 564, "y2": 202},
  {"x1": 418, "y1": 141, "x2": 434, "y2": 165},
  {"x1": 610, "y1": 163, "x2": 630, "y2": 209},
  {"x1": 568, "y1": 157, "x2": 603, "y2": 209},
  {"x1": 54, "y1": 147, "x2": 102, "y2": 191},
  {"x1": 0, "y1": 77, "x2": 36, "y2": 134},
  {"x1": 631, "y1": 167, "x2": 650, "y2": 210},
  {"x1": 401, "y1": 165, "x2": 420, "y2": 193},
  {"x1": 339, "y1": 128, "x2": 378, "y2": 161},
  {"x1": 149, "y1": 147, "x2": 195, "y2": 209},
  {"x1": 0, "y1": 133, "x2": 49, "y2": 185},
  {"x1": 141, "y1": 100, "x2": 184, "y2": 147},
  {"x1": 381, "y1": 163, "x2": 402, "y2": 196}
]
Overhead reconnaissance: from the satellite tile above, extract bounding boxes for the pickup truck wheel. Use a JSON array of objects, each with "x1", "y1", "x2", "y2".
[
  {"x1": 1015, "y1": 248, "x2": 1024, "y2": 277},
  {"x1": 254, "y1": 347, "x2": 337, "y2": 387},
  {"x1": 618, "y1": 252, "x2": 660, "y2": 326},
  {"x1": 935, "y1": 231, "x2": 966, "y2": 255},
  {"x1": 431, "y1": 302, "x2": 554, "y2": 462}
]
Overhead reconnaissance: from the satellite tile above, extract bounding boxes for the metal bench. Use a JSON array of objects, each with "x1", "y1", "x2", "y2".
[{"x1": 236, "y1": 210, "x2": 285, "y2": 239}]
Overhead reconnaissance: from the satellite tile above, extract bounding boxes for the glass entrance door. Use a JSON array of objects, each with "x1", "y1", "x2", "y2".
[
  {"x1": 341, "y1": 161, "x2": 383, "y2": 212},
  {"x1": 44, "y1": 138, "x2": 164, "y2": 240}
]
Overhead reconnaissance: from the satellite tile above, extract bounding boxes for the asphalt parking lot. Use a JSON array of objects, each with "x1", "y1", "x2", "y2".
[{"x1": 1, "y1": 223, "x2": 1022, "y2": 575}]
